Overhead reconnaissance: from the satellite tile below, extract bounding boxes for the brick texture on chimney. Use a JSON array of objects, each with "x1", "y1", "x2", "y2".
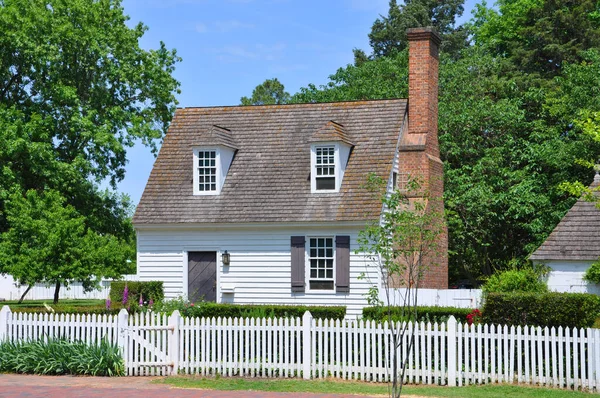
[{"x1": 395, "y1": 27, "x2": 448, "y2": 289}]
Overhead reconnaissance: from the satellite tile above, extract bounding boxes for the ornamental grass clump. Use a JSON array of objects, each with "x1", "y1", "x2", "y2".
[{"x1": 0, "y1": 338, "x2": 124, "y2": 376}]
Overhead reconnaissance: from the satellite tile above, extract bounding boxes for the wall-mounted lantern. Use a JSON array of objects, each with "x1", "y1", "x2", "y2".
[{"x1": 222, "y1": 250, "x2": 230, "y2": 266}]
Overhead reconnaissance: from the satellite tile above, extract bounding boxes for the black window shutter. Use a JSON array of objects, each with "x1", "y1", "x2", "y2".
[
  {"x1": 336, "y1": 235, "x2": 350, "y2": 293},
  {"x1": 291, "y1": 236, "x2": 306, "y2": 292}
]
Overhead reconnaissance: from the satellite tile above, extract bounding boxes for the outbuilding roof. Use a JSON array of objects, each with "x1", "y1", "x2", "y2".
[
  {"x1": 530, "y1": 174, "x2": 600, "y2": 261},
  {"x1": 133, "y1": 99, "x2": 407, "y2": 225}
]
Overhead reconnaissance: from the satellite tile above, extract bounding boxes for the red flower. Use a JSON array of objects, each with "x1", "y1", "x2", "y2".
[{"x1": 466, "y1": 309, "x2": 482, "y2": 325}]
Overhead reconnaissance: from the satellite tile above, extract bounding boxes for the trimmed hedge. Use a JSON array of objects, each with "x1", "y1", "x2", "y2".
[
  {"x1": 109, "y1": 281, "x2": 164, "y2": 304},
  {"x1": 363, "y1": 306, "x2": 472, "y2": 323},
  {"x1": 161, "y1": 302, "x2": 346, "y2": 320},
  {"x1": 12, "y1": 305, "x2": 122, "y2": 315},
  {"x1": 482, "y1": 292, "x2": 600, "y2": 328}
]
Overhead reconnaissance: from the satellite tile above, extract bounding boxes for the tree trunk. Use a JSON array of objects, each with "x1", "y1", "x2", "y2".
[
  {"x1": 53, "y1": 281, "x2": 61, "y2": 304},
  {"x1": 18, "y1": 284, "x2": 34, "y2": 303}
]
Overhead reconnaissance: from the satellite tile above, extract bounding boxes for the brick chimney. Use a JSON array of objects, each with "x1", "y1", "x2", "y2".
[{"x1": 398, "y1": 27, "x2": 448, "y2": 289}]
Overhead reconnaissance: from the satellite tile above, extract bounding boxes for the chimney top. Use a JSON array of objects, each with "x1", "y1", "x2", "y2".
[{"x1": 407, "y1": 27, "x2": 441, "y2": 46}]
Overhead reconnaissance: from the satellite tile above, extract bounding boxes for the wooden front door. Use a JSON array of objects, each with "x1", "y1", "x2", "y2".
[{"x1": 188, "y1": 251, "x2": 217, "y2": 303}]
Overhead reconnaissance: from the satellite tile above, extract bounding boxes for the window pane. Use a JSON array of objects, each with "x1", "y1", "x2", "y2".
[
  {"x1": 197, "y1": 150, "x2": 217, "y2": 192},
  {"x1": 310, "y1": 281, "x2": 334, "y2": 290},
  {"x1": 316, "y1": 177, "x2": 335, "y2": 190},
  {"x1": 309, "y1": 237, "x2": 334, "y2": 287}
]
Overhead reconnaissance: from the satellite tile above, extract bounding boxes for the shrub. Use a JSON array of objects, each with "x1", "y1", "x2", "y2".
[
  {"x1": 12, "y1": 305, "x2": 123, "y2": 315},
  {"x1": 153, "y1": 299, "x2": 346, "y2": 320},
  {"x1": 584, "y1": 259, "x2": 600, "y2": 284},
  {"x1": 109, "y1": 281, "x2": 164, "y2": 305},
  {"x1": 362, "y1": 306, "x2": 472, "y2": 323},
  {"x1": 482, "y1": 267, "x2": 548, "y2": 294},
  {"x1": 0, "y1": 338, "x2": 124, "y2": 376},
  {"x1": 482, "y1": 292, "x2": 600, "y2": 328},
  {"x1": 466, "y1": 309, "x2": 482, "y2": 325}
]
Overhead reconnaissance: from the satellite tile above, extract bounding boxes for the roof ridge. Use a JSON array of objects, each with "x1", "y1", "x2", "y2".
[{"x1": 177, "y1": 98, "x2": 407, "y2": 110}]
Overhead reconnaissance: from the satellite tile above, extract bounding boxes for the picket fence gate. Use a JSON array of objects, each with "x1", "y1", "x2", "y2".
[{"x1": 1, "y1": 305, "x2": 599, "y2": 390}]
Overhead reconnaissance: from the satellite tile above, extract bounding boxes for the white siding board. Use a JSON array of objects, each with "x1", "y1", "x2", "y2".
[
  {"x1": 136, "y1": 225, "x2": 379, "y2": 317},
  {"x1": 537, "y1": 260, "x2": 600, "y2": 295}
]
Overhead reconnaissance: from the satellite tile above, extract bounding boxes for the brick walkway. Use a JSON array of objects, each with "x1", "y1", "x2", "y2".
[{"x1": 0, "y1": 374, "x2": 387, "y2": 398}]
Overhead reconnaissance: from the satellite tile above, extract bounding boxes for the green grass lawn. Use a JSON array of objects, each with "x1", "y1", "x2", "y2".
[
  {"x1": 155, "y1": 376, "x2": 595, "y2": 397},
  {"x1": 0, "y1": 299, "x2": 103, "y2": 308}
]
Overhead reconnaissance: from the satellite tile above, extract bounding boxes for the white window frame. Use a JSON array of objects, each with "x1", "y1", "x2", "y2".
[
  {"x1": 311, "y1": 144, "x2": 339, "y2": 193},
  {"x1": 193, "y1": 147, "x2": 220, "y2": 196},
  {"x1": 305, "y1": 236, "x2": 336, "y2": 292}
]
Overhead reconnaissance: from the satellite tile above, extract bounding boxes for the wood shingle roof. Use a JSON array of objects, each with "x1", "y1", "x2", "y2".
[
  {"x1": 133, "y1": 99, "x2": 407, "y2": 225},
  {"x1": 530, "y1": 174, "x2": 600, "y2": 261}
]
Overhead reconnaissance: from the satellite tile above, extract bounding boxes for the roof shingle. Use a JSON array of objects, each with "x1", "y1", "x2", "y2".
[
  {"x1": 133, "y1": 99, "x2": 407, "y2": 225},
  {"x1": 530, "y1": 174, "x2": 600, "y2": 261}
]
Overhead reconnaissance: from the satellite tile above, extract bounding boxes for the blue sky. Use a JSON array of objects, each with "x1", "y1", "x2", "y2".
[{"x1": 119, "y1": 0, "x2": 480, "y2": 206}]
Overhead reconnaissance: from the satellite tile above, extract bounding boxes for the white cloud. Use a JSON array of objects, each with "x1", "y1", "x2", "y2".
[
  {"x1": 193, "y1": 19, "x2": 255, "y2": 34},
  {"x1": 208, "y1": 41, "x2": 286, "y2": 63},
  {"x1": 214, "y1": 20, "x2": 255, "y2": 32},
  {"x1": 218, "y1": 46, "x2": 259, "y2": 59},
  {"x1": 195, "y1": 23, "x2": 208, "y2": 33}
]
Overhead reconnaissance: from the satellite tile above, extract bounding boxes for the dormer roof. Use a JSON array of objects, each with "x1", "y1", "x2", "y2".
[
  {"x1": 133, "y1": 99, "x2": 407, "y2": 225},
  {"x1": 308, "y1": 121, "x2": 355, "y2": 146},
  {"x1": 190, "y1": 125, "x2": 238, "y2": 150}
]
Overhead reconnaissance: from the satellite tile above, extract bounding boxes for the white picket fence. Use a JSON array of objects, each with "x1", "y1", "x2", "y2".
[{"x1": 1, "y1": 305, "x2": 599, "y2": 390}]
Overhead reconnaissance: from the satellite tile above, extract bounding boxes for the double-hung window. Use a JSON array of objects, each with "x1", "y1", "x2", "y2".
[
  {"x1": 197, "y1": 150, "x2": 217, "y2": 192},
  {"x1": 308, "y1": 237, "x2": 334, "y2": 290},
  {"x1": 315, "y1": 146, "x2": 336, "y2": 191},
  {"x1": 290, "y1": 235, "x2": 350, "y2": 293}
]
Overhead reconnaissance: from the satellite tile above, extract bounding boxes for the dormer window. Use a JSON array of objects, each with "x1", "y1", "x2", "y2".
[
  {"x1": 197, "y1": 150, "x2": 217, "y2": 192},
  {"x1": 192, "y1": 125, "x2": 238, "y2": 196},
  {"x1": 309, "y1": 121, "x2": 354, "y2": 194},
  {"x1": 193, "y1": 146, "x2": 236, "y2": 196},
  {"x1": 315, "y1": 146, "x2": 336, "y2": 190}
]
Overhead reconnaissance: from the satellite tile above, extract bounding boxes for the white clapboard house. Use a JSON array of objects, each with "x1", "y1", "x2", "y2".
[
  {"x1": 530, "y1": 172, "x2": 600, "y2": 295},
  {"x1": 133, "y1": 28, "x2": 448, "y2": 317}
]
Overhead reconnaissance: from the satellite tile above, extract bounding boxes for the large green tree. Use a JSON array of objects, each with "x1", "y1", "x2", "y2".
[
  {"x1": 0, "y1": 0, "x2": 180, "y2": 297},
  {"x1": 0, "y1": 190, "x2": 134, "y2": 303},
  {"x1": 289, "y1": 3, "x2": 600, "y2": 280},
  {"x1": 471, "y1": 0, "x2": 600, "y2": 77},
  {"x1": 240, "y1": 78, "x2": 290, "y2": 105},
  {"x1": 368, "y1": 0, "x2": 468, "y2": 59}
]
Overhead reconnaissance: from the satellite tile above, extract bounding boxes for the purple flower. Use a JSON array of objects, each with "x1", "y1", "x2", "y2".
[
  {"x1": 105, "y1": 299, "x2": 111, "y2": 310},
  {"x1": 122, "y1": 284, "x2": 129, "y2": 306},
  {"x1": 149, "y1": 299, "x2": 154, "y2": 307},
  {"x1": 139, "y1": 294, "x2": 143, "y2": 306}
]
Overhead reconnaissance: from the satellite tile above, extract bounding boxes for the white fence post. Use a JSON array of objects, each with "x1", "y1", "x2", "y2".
[
  {"x1": 117, "y1": 309, "x2": 129, "y2": 369},
  {"x1": 0, "y1": 306, "x2": 10, "y2": 342},
  {"x1": 447, "y1": 316, "x2": 457, "y2": 387},
  {"x1": 302, "y1": 311, "x2": 312, "y2": 380},
  {"x1": 169, "y1": 310, "x2": 181, "y2": 375}
]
